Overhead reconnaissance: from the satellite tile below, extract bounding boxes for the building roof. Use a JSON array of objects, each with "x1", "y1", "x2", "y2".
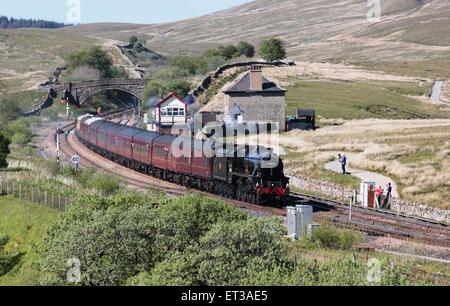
[
  {"x1": 224, "y1": 72, "x2": 286, "y2": 94},
  {"x1": 155, "y1": 92, "x2": 188, "y2": 107}
]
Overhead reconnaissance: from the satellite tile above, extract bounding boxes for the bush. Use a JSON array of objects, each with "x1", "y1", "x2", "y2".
[
  {"x1": 237, "y1": 41, "x2": 255, "y2": 58},
  {"x1": 2, "y1": 118, "x2": 33, "y2": 146},
  {"x1": 168, "y1": 55, "x2": 208, "y2": 75},
  {"x1": 67, "y1": 47, "x2": 120, "y2": 79},
  {"x1": 308, "y1": 224, "x2": 363, "y2": 250},
  {"x1": 39, "y1": 194, "x2": 248, "y2": 286},
  {"x1": 144, "y1": 79, "x2": 191, "y2": 100},
  {"x1": 0, "y1": 134, "x2": 11, "y2": 169},
  {"x1": 0, "y1": 236, "x2": 22, "y2": 277},
  {"x1": 260, "y1": 38, "x2": 286, "y2": 62},
  {"x1": 153, "y1": 67, "x2": 191, "y2": 80},
  {"x1": 218, "y1": 45, "x2": 240, "y2": 60},
  {"x1": 0, "y1": 99, "x2": 22, "y2": 130},
  {"x1": 86, "y1": 171, "x2": 122, "y2": 195},
  {"x1": 129, "y1": 36, "x2": 138, "y2": 46}
]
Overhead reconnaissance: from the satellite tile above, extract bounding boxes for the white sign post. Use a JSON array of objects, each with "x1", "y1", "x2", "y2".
[{"x1": 71, "y1": 155, "x2": 80, "y2": 170}]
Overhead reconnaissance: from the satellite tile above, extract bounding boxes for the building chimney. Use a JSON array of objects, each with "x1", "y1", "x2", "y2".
[{"x1": 250, "y1": 64, "x2": 263, "y2": 91}]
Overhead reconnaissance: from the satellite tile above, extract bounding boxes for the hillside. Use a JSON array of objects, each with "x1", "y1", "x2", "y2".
[
  {"x1": 59, "y1": 0, "x2": 450, "y2": 64},
  {"x1": 2, "y1": 0, "x2": 450, "y2": 94}
]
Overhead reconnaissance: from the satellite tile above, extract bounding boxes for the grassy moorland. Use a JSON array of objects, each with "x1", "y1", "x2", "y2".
[
  {"x1": 286, "y1": 80, "x2": 449, "y2": 120},
  {"x1": 281, "y1": 119, "x2": 450, "y2": 209}
]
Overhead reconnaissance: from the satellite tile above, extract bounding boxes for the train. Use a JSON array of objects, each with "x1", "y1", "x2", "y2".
[{"x1": 75, "y1": 114, "x2": 290, "y2": 205}]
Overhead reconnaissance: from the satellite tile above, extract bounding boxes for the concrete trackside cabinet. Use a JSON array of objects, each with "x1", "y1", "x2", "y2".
[{"x1": 287, "y1": 205, "x2": 313, "y2": 240}]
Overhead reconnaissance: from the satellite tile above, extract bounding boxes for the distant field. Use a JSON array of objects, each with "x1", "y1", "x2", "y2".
[
  {"x1": 358, "y1": 58, "x2": 450, "y2": 80},
  {"x1": 286, "y1": 80, "x2": 449, "y2": 120},
  {"x1": 0, "y1": 29, "x2": 97, "y2": 73},
  {"x1": 0, "y1": 29, "x2": 98, "y2": 93},
  {"x1": 0, "y1": 196, "x2": 57, "y2": 286}
]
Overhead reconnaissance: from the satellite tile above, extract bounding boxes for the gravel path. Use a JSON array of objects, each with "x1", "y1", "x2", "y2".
[{"x1": 324, "y1": 154, "x2": 399, "y2": 198}]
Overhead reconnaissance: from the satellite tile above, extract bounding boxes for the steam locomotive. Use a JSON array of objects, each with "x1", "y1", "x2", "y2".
[{"x1": 75, "y1": 114, "x2": 290, "y2": 205}]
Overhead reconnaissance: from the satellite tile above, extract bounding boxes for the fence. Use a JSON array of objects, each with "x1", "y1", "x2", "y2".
[{"x1": 0, "y1": 180, "x2": 70, "y2": 213}]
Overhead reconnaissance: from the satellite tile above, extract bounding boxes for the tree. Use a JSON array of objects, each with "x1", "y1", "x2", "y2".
[
  {"x1": 129, "y1": 36, "x2": 138, "y2": 46},
  {"x1": 2, "y1": 118, "x2": 33, "y2": 146},
  {"x1": 0, "y1": 16, "x2": 65, "y2": 29},
  {"x1": 259, "y1": 38, "x2": 286, "y2": 62},
  {"x1": 218, "y1": 45, "x2": 239, "y2": 60},
  {"x1": 39, "y1": 193, "x2": 248, "y2": 286},
  {"x1": 0, "y1": 98, "x2": 22, "y2": 130},
  {"x1": 0, "y1": 134, "x2": 11, "y2": 169},
  {"x1": 168, "y1": 55, "x2": 208, "y2": 75},
  {"x1": 237, "y1": 41, "x2": 255, "y2": 58},
  {"x1": 67, "y1": 47, "x2": 118, "y2": 79},
  {"x1": 144, "y1": 79, "x2": 192, "y2": 100}
]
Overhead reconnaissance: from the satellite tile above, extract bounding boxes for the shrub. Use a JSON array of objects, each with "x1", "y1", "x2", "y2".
[
  {"x1": 67, "y1": 47, "x2": 120, "y2": 79},
  {"x1": 2, "y1": 118, "x2": 33, "y2": 146},
  {"x1": 0, "y1": 99, "x2": 22, "y2": 129},
  {"x1": 218, "y1": 45, "x2": 240, "y2": 60},
  {"x1": 0, "y1": 134, "x2": 11, "y2": 169},
  {"x1": 129, "y1": 36, "x2": 138, "y2": 46},
  {"x1": 0, "y1": 236, "x2": 22, "y2": 277},
  {"x1": 86, "y1": 171, "x2": 122, "y2": 195},
  {"x1": 260, "y1": 38, "x2": 286, "y2": 62},
  {"x1": 168, "y1": 55, "x2": 208, "y2": 75},
  {"x1": 153, "y1": 67, "x2": 191, "y2": 80},
  {"x1": 144, "y1": 79, "x2": 191, "y2": 100},
  {"x1": 237, "y1": 41, "x2": 255, "y2": 58},
  {"x1": 308, "y1": 224, "x2": 363, "y2": 250}
]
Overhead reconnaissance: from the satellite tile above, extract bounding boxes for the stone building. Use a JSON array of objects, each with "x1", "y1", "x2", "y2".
[{"x1": 223, "y1": 65, "x2": 286, "y2": 131}]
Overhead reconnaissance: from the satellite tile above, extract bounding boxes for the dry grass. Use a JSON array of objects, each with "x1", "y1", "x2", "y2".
[{"x1": 280, "y1": 119, "x2": 450, "y2": 209}]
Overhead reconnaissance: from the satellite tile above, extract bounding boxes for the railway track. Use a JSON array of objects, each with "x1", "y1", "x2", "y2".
[
  {"x1": 54, "y1": 110, "x2": 450, "y2": 248},
  {"x1": 289, "y1": 192, "x2": 450, "y2": 248}
]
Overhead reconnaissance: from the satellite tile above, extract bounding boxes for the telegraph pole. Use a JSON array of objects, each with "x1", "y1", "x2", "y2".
[{"x1": 56, "y1": 122, "x2": 61, "y2": 164}]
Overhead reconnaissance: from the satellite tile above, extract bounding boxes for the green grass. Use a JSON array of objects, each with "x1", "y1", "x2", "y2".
[
  {"x1": 284, "y1": 151, "x2": 361, "y2": 190},
  {"x1": 0, "y1": 90, "x2": 46, "y2": 113},
  {"x1": 286, "y1": 80, "x2": 449, "y2": 120},
  {"x1": 357, "y1": 58, "x2": 450, "y2": 80},
  {"x1": 0, "y1": 196, "x2": 58, "y2": 286}
]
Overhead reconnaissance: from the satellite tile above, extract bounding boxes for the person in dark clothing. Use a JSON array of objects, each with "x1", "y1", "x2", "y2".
[
  {"x1": 341, "y1": 155, "x2": 347, "y2": 174},
  {"x1": 383, "y1": 183, "x2": 393, "y2": 209}
]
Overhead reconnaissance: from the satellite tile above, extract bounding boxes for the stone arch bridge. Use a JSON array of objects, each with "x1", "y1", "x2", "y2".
[
  {"x1": 24, "y1": 78, "x2": 149, "y2": 117},
  {"x1": 59, "y1": 79, "x2": 149, "y2": 106}
]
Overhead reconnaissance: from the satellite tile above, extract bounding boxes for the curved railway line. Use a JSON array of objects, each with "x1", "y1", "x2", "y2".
[{"x1": 53, "y1": 108, "x2": 450, "y2": 249}]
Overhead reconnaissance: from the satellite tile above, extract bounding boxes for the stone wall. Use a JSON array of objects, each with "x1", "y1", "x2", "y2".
[
  {"x1": 289, "y1": 175, "x2": 450, "y2": 224},
  {"x1": 190, "y1": 60, "x2": 294, "y2": 98},
  {"x1": 289, "y1": 176, "x2": 354, "y2": 202},
  {"x1": 390, "y1": 199, "x2": 450, "y2": 224}
]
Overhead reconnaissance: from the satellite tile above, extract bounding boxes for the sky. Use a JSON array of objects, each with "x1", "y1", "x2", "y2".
[{"x1": 0, "y1": 0, "x2": 252, "y2": 24}]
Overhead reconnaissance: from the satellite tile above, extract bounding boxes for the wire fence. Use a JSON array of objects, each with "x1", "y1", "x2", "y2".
[{"x1": 0, "y1": 179, "x2": 70, "y2": 213}]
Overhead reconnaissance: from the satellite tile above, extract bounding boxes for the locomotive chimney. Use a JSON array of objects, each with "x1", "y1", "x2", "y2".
[{"x1": 250, "y1": 64, "x2": 263, "y2": 91}]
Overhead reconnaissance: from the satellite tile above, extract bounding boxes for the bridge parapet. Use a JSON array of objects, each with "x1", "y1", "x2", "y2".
[{"x1": 60, "y1": 78, "x2": 150, "y2": 105}]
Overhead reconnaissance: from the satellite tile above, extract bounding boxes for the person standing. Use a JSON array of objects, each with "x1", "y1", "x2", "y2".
[
  {"x1": 383, "y1": 183, "x2": 393, "y2": 209},
  {"x1": 375, "y1": 186, "x2": 383, "y2": 209},
  {"x1": 341, "y1": 154, "x2": 347, "y2": 174}
]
